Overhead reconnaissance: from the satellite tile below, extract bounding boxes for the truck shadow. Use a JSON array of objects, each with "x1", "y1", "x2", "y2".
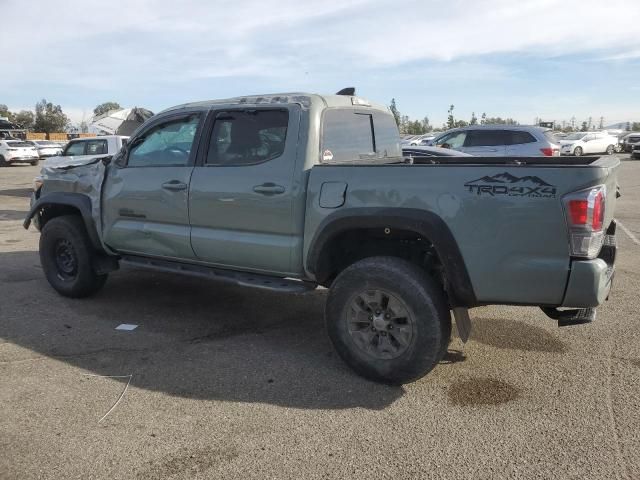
[{"x1": 2, "y1": 251, "x2": 407, "y2": 410}]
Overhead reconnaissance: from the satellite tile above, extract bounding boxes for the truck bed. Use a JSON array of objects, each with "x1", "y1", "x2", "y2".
[{"x1": 304, "y1": 156, "x2": 620, "y2": 306}]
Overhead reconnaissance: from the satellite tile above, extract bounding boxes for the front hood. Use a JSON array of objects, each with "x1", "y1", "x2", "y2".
[
  {"x1": 559, "y1": 140, "x2": 578, "y2": 146},
  {"x1": 43, "y1": 154, "x2": 110, "y2": 169}
]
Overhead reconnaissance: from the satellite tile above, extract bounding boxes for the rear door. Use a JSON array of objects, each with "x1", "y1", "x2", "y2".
[
  {"x1": 188, "y1": 106, "x2": 301, "y2": 275},
  {"x1": 504, "y1": 130, "x2": 539, "y2": 156},
  {"x1": 102, "y1": 112, "x2": 203, "y2": 259},
  {"x1": 461, "y1": 130, "x2": 507, "y2": 156}
]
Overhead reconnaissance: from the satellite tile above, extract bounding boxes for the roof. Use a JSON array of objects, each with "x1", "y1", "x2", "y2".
[{"x1": 159, "y1": 92, "x2": 390, "y2": 115}]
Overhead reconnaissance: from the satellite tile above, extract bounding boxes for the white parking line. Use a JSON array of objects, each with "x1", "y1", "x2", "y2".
[{"x1": 618, "y1": 221, "x2": 640, "y2": 246}]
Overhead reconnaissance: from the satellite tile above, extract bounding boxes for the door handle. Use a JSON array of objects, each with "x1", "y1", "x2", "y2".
[
  {"x1": 253, "y1": 183, "x2": 285, "y2": 195},
  {"x1": 162, "y1": 180, "x2": 187, "y2": 191}
]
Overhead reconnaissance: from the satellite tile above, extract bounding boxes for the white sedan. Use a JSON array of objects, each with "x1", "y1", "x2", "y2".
[{"x1": 559, "y1": 132, "x2": 618, "y2": 156}]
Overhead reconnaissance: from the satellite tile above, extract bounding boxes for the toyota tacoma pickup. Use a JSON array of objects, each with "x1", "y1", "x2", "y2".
[{"x1": 24, "y1": 91, "x2": 620, "y2": 384}]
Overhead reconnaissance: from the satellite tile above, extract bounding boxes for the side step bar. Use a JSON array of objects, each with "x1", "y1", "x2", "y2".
[
  {"x1": 540, "y1": 307, "x2": 596, "y2": 326},
  {"x1": 120, "y1": 255, "x2": 317, "y2": 294}
]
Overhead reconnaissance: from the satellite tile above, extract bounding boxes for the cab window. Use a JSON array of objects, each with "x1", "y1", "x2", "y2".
[
  {"x1": 63, "y1": 141, "x2": 86, "y2": 156},
  {"x1": 206, "y1": 110, "x2": 288, "y2": 166},
  {"x1": 128, "y1": 115, "x2": 200, "y2": 167}
]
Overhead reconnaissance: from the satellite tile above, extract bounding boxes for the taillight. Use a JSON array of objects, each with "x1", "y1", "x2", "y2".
[
  {"x1": 540, "y1": 147, "x2": 553, "y2": 156},
  {"x1": 563, "y1": 185, "x2": 606, "y2": 258},
  {"x1": 592, "y1": 190, "x2": 604, "y2": 230}
]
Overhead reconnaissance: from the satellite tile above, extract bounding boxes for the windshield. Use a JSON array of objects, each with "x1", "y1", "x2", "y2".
[{"x1": 565, "y1": 133, "x2": 586, "y2": 140}]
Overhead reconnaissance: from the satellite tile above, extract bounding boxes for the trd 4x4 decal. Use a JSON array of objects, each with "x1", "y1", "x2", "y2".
[{"x1": 464, "y1": 172, "x2": 556, "y2": 198}]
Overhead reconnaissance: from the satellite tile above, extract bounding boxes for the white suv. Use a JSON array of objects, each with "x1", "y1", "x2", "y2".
[
  {"x1": 0, "y1": 140, "x2": 40, "y2": 166},
  {"x1": 428, "y1": 126, "x2": 560, "y2": 156},
  {"x1": 559, "y1": 132, "x2": 618, "y2": 156}
]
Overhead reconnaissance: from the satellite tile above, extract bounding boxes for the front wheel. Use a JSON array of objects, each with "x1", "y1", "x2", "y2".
[
  {"x1": 0, "y1": 156, "x2": 8, "y2": 167},
  {"x1": 605, "y1": 145, "x2": 615, "y2": 155},
  {"x1": 573, "y1": 146, "x2": 583, "y2": 156},
  {"x1": 30, "y1": 159, "x2": 40, "y2": 166},
  {"x1": 40, "y1": 215, "x2": 107, "y2": 298},
  {"x1": 326, "y1": 256, "x2": 451, "y2": 384}
]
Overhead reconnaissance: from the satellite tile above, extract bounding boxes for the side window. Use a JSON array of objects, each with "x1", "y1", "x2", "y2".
[
  {"x1": 437, "y1": 131, "x2": 467, "y2": 148},
  {"x1": 322, "y1": 109, "x2": 374, "y2": 163},
  {"x1": 128, "y1": 115, "x2": 200, "y2": 167},
  {"x1": 64, "y1": 141, "x2": 86, "y2": 156},
  {"x1": 206, "y1": 110, "x2": 288, "y2": 166},
  {"x1": 465, "y1": 130, "x2": 508, "y2": 147},
  {"x1": 85, "y1": 139, "x2": 108, "y2": 155},
  {"x1": 508, "y1": 131, "x2": 537, "y2": 144}
]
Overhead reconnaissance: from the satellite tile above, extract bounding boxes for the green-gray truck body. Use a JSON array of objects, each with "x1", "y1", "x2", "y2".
[{"x1": 25, "y1": 92, "x2": 620, "y2": 383}]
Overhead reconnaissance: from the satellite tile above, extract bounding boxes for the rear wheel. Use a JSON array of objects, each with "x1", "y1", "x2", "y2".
[
  {"x1": 0, "y1": 156, "x2": 8, "y2": 167},
  {"x1": 40, "y1": 215, "x2": 107, "y2": 298},
  {"x1": 326, "y1": 256, "x2": 451, "y2": 384},
  {"x1": 30, "y1": 159, "x2": 40, "y2": 166},
  {"x1": 573, "y1": 146, "x2": 583, "y2": 156}
]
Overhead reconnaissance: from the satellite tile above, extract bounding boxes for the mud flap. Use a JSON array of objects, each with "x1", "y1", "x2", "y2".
[{"x1": 452, "y1": 307, "x2": 472, "y2": 343}]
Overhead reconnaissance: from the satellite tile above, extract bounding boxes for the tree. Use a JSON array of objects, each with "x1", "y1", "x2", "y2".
[
  {"x1": 632, "y1": 122, "x2": 640, "y2": 131},
  {"x1": 0, "y1": 104, "x2": 15, "y2": 122},
  {"x1": 598, "y1": 116, "x2": 604, "y2": 130},
  {"x1": 483, "y1": 116, "x2": 519, "y2": 125},
  {"x1": 13, "y1": 110, "x2": 35, "y2": 131},
  {"x1": 446, "y1": 105, "x2": 455, "y2": 130},
  {"x1": 469, "y1": 112, "x2": 478, "y2": 125},
  {"x1": 34, "y1": 99, "x2": 69, "y2": 133},
  {"x1": 480, "y1": 112, "x2": 487, "y2": 125},
  {"x1": 421, "y1": 116, "x2": 432, "y2": 133},
  {"x1": 580, "y1": 121, "x2": 588, "y2": 132},
  {"x1": 93, "y1": 101, "x2": 121, "y2": 117},
  {"x1": 389, "y1": 99, "x2": 401, "y2": 128}
]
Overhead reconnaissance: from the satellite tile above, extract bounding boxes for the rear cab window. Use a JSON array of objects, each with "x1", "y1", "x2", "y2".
[
  {"x1": 321, "y1": 109, "x2": 401, "y2": 163},
  {"x1": 206, "y1": 109, "x2": 288, "y2": 166}
]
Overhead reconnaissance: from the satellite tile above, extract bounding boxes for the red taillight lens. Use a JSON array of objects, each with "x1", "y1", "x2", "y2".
[
  {"x1": 592, "y1": 190, "x2": 604, "y2": 231},
  {"x1": 540, "y1": 148, "x2": 553, "y2": 156},
  {"x1": 568, "y1": 200, "x2": 588, "y2": 225}
]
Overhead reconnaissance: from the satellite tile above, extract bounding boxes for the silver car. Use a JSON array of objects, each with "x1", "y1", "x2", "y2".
[
  {"x1": 428, "y1": 125, "x2": 560, "y2": 157},
  {"x1": 25, "y1": 140, "x2": 63, "y2": 158}
]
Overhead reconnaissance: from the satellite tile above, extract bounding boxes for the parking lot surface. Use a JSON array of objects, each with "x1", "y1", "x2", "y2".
[{"x1": 1, "y1": 157, "x2": 639, "y2": 479}]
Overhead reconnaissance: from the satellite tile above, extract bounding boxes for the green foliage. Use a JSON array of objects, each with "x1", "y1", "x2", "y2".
[
  {"x1": 389, "y1": 99, "x2": 401, "y2": 127},
  {"x1": 632, "y1": 122, "x2": 640, "y2": 131},
  {"x1": 93, "y1": 101, "x2": 122, "y2": 116},
  {"x1": 469, "y1": 112, "x2": 478, "y2": 125},
  {"x1": 13, "y1": 110, "x2": 35, "y2": 130},
  {"x1": 34, "y1": 99, "x2": 69, "y2": 133},
  {"x1": 580, "y1": 121, "x2": 588, "y2": 132},
  {"x1": 446, "y1": 105, "x2": 455, "y2": 129}
]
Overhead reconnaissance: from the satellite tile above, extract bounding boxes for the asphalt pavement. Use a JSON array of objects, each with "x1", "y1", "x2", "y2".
[{"x1": 1, "y1": 156, "x2": 639, "y2": 479}]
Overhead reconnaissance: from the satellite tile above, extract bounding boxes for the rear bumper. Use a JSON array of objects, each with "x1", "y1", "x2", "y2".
[{"x1": 561, "y1": 222, "x2": 616, "y2": 308}]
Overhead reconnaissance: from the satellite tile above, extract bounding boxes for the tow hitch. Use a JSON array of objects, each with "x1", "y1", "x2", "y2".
[{"x1": 540, "y1": 307, "x2": 596, "y2": 327}]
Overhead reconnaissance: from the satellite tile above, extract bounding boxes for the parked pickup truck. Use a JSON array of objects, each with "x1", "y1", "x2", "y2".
[{"x1": 24, "y1": 91, "x2": 620, "y2": 384}]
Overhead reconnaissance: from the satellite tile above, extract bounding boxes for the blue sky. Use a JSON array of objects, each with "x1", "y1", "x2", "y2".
[{"x1": 1, "y1": 0, "x2": 639, "y2": 127}]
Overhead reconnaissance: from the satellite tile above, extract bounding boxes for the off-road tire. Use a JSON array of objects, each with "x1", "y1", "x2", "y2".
[
  {"x1": 573, "y1": 146, "x2": 583, "y2": 156},
  {"x1": 326, "y1": 256, "x2": 451, "y2": 384},
  {"x1": 39, "y1": 215, "x2": 107, "y2": 298}
]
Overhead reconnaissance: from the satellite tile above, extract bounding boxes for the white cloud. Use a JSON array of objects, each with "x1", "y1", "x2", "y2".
[
  {"x1": 1, "y1": 0, "x2": 638, "y2": 88},
  {"x1": 1, "y1": 0, "x2": 639, "y2": 124}
]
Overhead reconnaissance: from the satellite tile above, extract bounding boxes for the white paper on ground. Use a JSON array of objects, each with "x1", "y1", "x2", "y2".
[{"x1": 115, "y1": 324, "x2": 138, "y2": 331}]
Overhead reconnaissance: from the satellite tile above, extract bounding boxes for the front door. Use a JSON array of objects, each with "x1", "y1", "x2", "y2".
[
  {"x1": 102, "y1": 112, "x2": 203, "y2": 259},
  {"x1": 188, "y1": 106, "x2": 301, "y2": 275}
]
